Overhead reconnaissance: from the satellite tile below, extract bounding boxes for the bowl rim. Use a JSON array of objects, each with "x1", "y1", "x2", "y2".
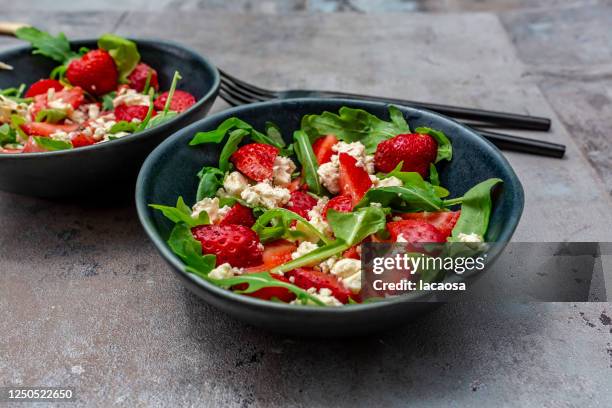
[
  {"x1": 0, "y1": 37, "x2": 220, "y2": 159},
  {"x1": 135, "y1": 97, "x2": 525, "y2": 314}
]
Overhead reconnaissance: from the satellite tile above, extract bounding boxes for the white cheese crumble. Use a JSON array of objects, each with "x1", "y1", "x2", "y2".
[
  {"x1": 306, "y1": 197, "x2": 333, "y2": 238},
  {"x1": 191, "y1": 197, "x2": 230, "y2": 223},
  {"x1": 330, "y1": 258, "x2": 362, "y2": 294},
  {"x1": 331, "y1": 141, "x2": 375, "y2": 174},
  {"x1": 457, "y1": 232, "x2": 483, "y2": 243},
  {"x1": 241, "y1": 181, "x2": 291, "y2": 209},
  {"x1": 318, "y1": 255, "x2": 338, "y2": 274},
  {"x1": 306, "y1": 287, "x2": 343, "y2": 306},
  {"x1": 291, "y1": 241, "x2": 319, "y2": 260},
  {"x1": 0, "y1": 95, "x2": 28, "y2": 123},
  {"x1": 272, "y1": 156, "x2": 296, "y2": 187},
  {"x1": 222, "y1": 171, "x2": 250, "y2": 197},
  {"x1": 49, "y1": 131, "x2": 72, "y2": 143},
  {"x1": 370, "y1": 175, "x2": 403, "y2": 188},
  {"x1": 396, "y1": 233, "x2": 408, "y2": 243},
  {"x1": 208, "y1": 263, "x2": 242, "y2": 280},
  {"x1": 113, "y1": 88, "x2": 150, "y2": 107},
  {"x1": 317, "y1": 161, "x2": 340, "y2": 194}
]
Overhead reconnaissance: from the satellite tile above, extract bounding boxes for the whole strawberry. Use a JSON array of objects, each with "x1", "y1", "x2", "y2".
[
  {"x1": 191, "y1": 224, "x2": 263, "y2": 267},
  {"x1": 374, "y1": 133, "x2": 437, "y2": 177},
  {"x1": 127, "y1": 62, "x2": 159, "y2": 92},
  {"x1": 66, "y1": 49, "x2": 118, "y2": 96}
]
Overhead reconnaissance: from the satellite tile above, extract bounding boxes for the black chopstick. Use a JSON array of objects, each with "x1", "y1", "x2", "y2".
[{"x1": 475, "y1": 129, "x2": 565, "y2": 158}]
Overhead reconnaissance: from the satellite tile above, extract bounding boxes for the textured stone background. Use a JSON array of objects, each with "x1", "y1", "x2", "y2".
[{"x1": 1, "y1": 1, "x2": 612, "y2": 407}]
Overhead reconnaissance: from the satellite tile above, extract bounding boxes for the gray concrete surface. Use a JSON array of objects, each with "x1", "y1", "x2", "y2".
[{"x1": 1, "y1": 6, "x2": 612, "y2": 407}]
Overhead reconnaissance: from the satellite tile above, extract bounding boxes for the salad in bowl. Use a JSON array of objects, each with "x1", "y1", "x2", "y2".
[
  {"x1": 149, "y1": 105, "x2": 502, "y2": 307},
  {"x1": 0, "y1": 27, "x2": 196, "y2": 153}
]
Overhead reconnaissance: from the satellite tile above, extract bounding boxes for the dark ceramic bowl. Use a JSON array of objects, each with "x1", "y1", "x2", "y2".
[
  {"x1": 136, "y1": 98, "x2": 524, "y2": 336},
  {"x1": 0, "y1": 38, "x2": 219, "y2": 198}
]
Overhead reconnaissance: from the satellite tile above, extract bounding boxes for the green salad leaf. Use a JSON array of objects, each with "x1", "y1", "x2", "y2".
[
  {"x1": 252, "y1": 208, "x2": 331, "y2": 245},
  {"x1": 300, "y1": 105, "x2": 409, "y2": 153},
  {"x1": 0, "y1": 124, "x2": 17, "y2": 145},
  {"x1": 15, "y1": 26, "x2": 77, "y2": 63},
  {"x1": 273, "y1": 241, "x2": 348, "y2": 274},
  {"x1": 415, "y1": 126, "x2": 452, "y2": 163},
  {"x1": 264, "y1": 121, "x2": 285, "y2": 147},
  {"x1": 388, "y1": 105, "x2": 410, "y2": 132},
  {"x1": 149, "y1": 196, "x2": 210, "y2": 227},
  {"x1": 168, "y1": 223, "x2": 216, "y2": 273},
  {"x1": 449, "y1": 178, "x2": 503, "y2": 240},
  {"x1": 10, "y1": 115, "x2": 28, "y2": 143},
  {"x1": 293, "y1": 130, "x2": 322, "y2": 195},
  {"x1": 196, "y1": 167, "x2": 225, "y2": 201},
  {"x1": 190, "y1": 117, "x2": 285, "y2": 148},
  {"x1": 218, "y1": 129, "x2": 249, "y2": 172},
  {"x1": 326, "y1": 207, "x2": 387, "y2": 247},
  {"x1": 101, "y1": 91, "x2": 116, "y2": 111},
  {"x1": 382, "y1": 163, "x2": 449, "y2": 198},
  {"x1": 97, "y1": 34, "x2": 140, "y2": 82},
  {"x1": 429, "y1": 163, "x2": 440, "y2": 186},
  {"x1": 109, "y1": 121, "x2": 139, "y2": 134},
  {"x1": 33, "y1": 136, "x2": 72, "y2": 151},
  {"x1": 35, "y1": 108, "x2": 67, "y2": 123}
]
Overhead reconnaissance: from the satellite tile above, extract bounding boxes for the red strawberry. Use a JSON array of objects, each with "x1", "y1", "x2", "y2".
[
  {"x1": 374, "y1": 133, "x2": 437, "y2": 177},
  {"x1": 323, "y1": 194, "x2": 353, "y2": 219},
  {"x1": 338, "y1": 153, "x2": 372, "y2": 206},
  {"x1": 245, "y1": 239, "x2": 297, "y2": 273},
  {"x1": 285, "y1": 268, "x2": 355, "y2": 304},
  {"x1": 312, "y1": 134, "x2": 338, "y2": 164},
  {"x1": 192, "y1": 224, "x2": 263, "y2": 268},
  {"x1": 114, "y1": 104, "x2": 151, "y2": 122},
  {"x1": 342, "y1": 246, "x2": 360, "y2": 260},
  {"x1": 387, "y1": 219, "x2": 446, "y2": 253},
  {"x1": 230, "y1": 143, "x2": 279, "y2": 182},
  {"x1": 21, "y1": 122, "x2": 78, "y2": 137},
  {"x1": 219, "y1": 203, "x2": 255, "y2": 227},
  {"x1": 153, "y1": 90, "x2": 196, "y2": 113},
  {"x1": 25, "y1": 79, "x2": 63, "y2": 98},
  {"x1": 71, "y1": 132, "x2": 96, "y2": 148},
  {"x1": 236, "y1": 273, "x2": 296, "y2": 302},
  {"x1": 399, "y1": 211, "x2": 460, "y2": 238},
  {"x1": 127, "y1": 62, "x2": 159, "y2": 92},
  {"x1": 66, "y1": 49, "x2": 118, "y2": 96},
  {"x1": 284, "y1": 191, "x2": 317, "y2": 219},
  {"x1": 30, "y1": 87, "x2": 84, "y2": 120},
  {"x1": 287, "y1": 177, "x2": 307, "y2": 192}
]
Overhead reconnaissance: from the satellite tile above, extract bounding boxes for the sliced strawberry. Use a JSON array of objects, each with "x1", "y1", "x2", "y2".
[
  {"x1": 342, "y1": 246, "x2": 360, "y2": 260},
  {"x1": 374, "y1": 133, "x2": 437, "y2": 177},
  {"x1": 338, "y1": 153, "x2": 372, "y2": 206},
  {"x1": 114, "y1": 104, "x2": 151, "y2": 122},
  {"x1": 235, "y1": 273, "x2": 296, "y2": 302},
  {"x1": 285, "y1": 267, "x2": 354, "y2": 304},
  {"x1": 284, "y1": 190, "x2": 317, "y2": 219},
  {"x1": 21, "y1": 136, "x2": 47, "y2": 153},
  {"x1": 230, "y1": 143, "x2": 279, "y2": 182},
  {"x1": 219, "y1": 203, "x2": 255, "y2": 227},
  {"x1": 287, "y1": 177, "x2": 306, "y2": 192},
  {"x1": 66, "y1": 49, "x2": 118, "y2": 96},
  {"x1": 53, "y1": 87, "x2": 85, "y2": 109},
  {"x1": 25, "y1": 79, "x2": 63, "y2": 98},
  {"x1": 312, "y1": 134, "x2": 338, "y2": 164},
  {"x1": 30, "y1": 94, "x2": 47, "y2": 121},
  {"x1": 191, "y1": 224, "x2": 263, "y2": 267},
  {"x1": 387, "y1": 219, "x2": 446, "y2": 253},
  {"x1": 127, "y1": 62, "x2": 159, "y2": 92},
  {"x1": 399, "y1": 211, "x2": 460, "y2": 238},
  {"x1": 71, "y1": 132, "x2": 96, "y2": 148},
  {"x1": 153, "y1": 90, "x2": 196, "y2": 113},
  {"x1": 245, "y1": 239, "x2": 297, "y2": 273},
  {"x1": 323, "y1": 194, "x2": 353, "y2": 219},
  {"x1": 21, "y1": 122, "x2": 78, "y2": 137}
]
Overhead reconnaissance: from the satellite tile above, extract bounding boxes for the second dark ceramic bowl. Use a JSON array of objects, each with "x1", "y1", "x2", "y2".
[
  {"x1": 136, "y1": 98, "x2": 524, "y2": 336},
  {"x1": 0, "y1": 38, "x2": 219, "y2": 198}
]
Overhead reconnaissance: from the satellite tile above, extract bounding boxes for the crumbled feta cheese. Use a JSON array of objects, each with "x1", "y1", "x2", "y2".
[
  {"x1": 272, "y1": 156, "x2": 296, "y2": 187},
  {"x1": 306, "y1": 197, "x2": 333, "y2": 238},
  {"x1": 47, "y1": 99, "x2": 71, "y2": 111},
  {"x1": 392, "y1": 216, "x2": 403, "y2": 221},
  {"x1": 191, "y1": 197, "x2": 230, "y2": 223},
  {"x1": 370, "y1": 202, "x2": 382, "y2": 208},
  {"x1": 396, "y1": 233, "x2": 408, "y2": 243},
  {"x1": 457, "y1": 232, "x2": 483, "y2": 243},
  {"x1": 88, "y1": 104, "x2": 100, "y2": 120},
  {"x1": 241, "y1": 181, "x2": 291, "y2": 209},
  {"x1": 291, "y1": 241, "x2": 319, "y2": 260},
  {"x1": 0, "y1": 95, "x2": 28, "y2": 123},
  {"x1": 318, "y1": 256, "x2": 338, "y2": 274},
  {"x1": 317, "y1": 162, "x2": 340, "y2": 194},
  {"x1": 49, "y1": 131, "x2": 71, "y2": 143},
  {"x1": 332, "y1": 141, "x2": 375, "y2": 174},
  {"x1": 330, "y1": 258, "x2": 362, "y2": 294},
  {"x1": 342, "y1": 271, "x2": 361, "y2": 294},
  {"x1": 371, "y1": 175, "x2": 403, "y2": 188},
  {"x1": 208, "y1": 263, "x2": 241, "y2": 280},
  {"x1": 307, "y1": 287, "x2": 343, "y2": 306},
  {"x1": 113, "y1": 88, "x2": 150, "y2": 107},
  {"x1": 223, "y1": 171, "x2": 250, "y2": 197}
]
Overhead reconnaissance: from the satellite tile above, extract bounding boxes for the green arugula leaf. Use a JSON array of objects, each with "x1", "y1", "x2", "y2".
[
  {"x1": 253, "y1": 208, "x2": 331, "y2": 245},
  {"x1": 0, "y1": 124, "x2": 16, "y2": 145},
  {"x1": 219, "y1": 129, "x2": 249, "y2": 172},
  {"x1": 10, "y1": 115, "x2": 28, "y2": 143},
  {"x1": 101, "y1": 92, "x2": 116, "y2": 111},
  {"x1": 189, "y1": 117, "x2": 285, "y2": 148},
  {"x1": 293, "y1": 130, "x2": 322, "y2": 195},
  {"x1": 449, "y1": 178, "x2": 503, "y2": 240},
  {"x1": 300, "y1": 105, "x2": 409, "y2": 153},
  {"x1": 109, "y1": 121, "x2": 139, "y2": 134},
  {"x1": 161, "y1": 71, "x2": 181, "y2": 114},
  {"x1": 136, "y1": 88, "x2": 157, "y2": 131},
  {"x1": 15, "y1": 26, "x2": 77, "y2": 63},
  {"x1": 0, "y1": 84, "x2": 26, "y2": 98},
  {"x1": 168, "y1": 223, "x2": 216, "y2": 273},
  {"x1": 33, "y1": 136, "x2": 72, "y2": 151},
  {"x1": 97, "y1": 34, "x2": 140, "y2": 82},
  {"x1": 264, "y1": 121, "x2": 285, "y2": 147},
  {"x1": 356, "y1": 186, "x2": 444, "y2": 212},
  {"x1": 196, "y1": 167, "x2": 225, "y2": 201},
  {"x1": 142, "y1": 67, "x2": 153, "y2": 94},
  {"x1": 382, "y1": 163, "x2": 449, "y2": 198},
  {"x1": 35, "y1": 108, "x2": 67, "y2": 123},
  {"x1": 326, "y1": 207, "x2": 387, "y2": 246},
  {"x1": 273, "y1": 241, "x2": 348, "y2": 274},
  {"x1": 188, "y1": 270, "x2": 325, "y2": 306},
  {"x1": 149, "y1": 196, "x2": 210, "y2": 227},
  {"x1": 429, "y1": 163, "x2": 440, "y2": 186},
  {"x1": 388, "y1": 105, "x2": 410, "y2": 132},
  {"x1": 415, "y1": 126, "x2": 452, "y2": 163},
  {"x1": 144, "y1": 110, "x2": 178, "y2": 130}
]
